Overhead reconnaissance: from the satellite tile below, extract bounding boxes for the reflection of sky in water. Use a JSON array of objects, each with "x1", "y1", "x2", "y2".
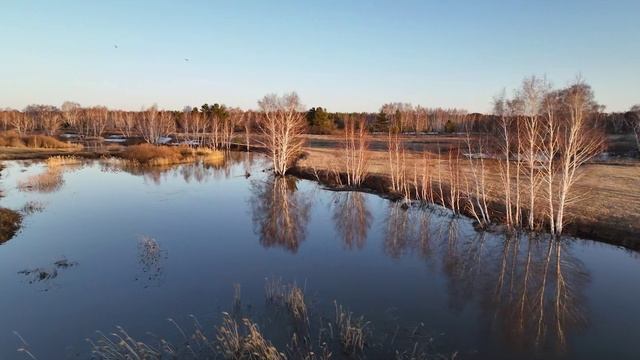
[{"x1": 0, "y1": 155, "x2": 639, "y2": 359}]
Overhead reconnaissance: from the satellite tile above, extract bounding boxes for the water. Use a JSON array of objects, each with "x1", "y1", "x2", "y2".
[{"x1": 0, "y1": 153, "x2": 639, "y2": 359}]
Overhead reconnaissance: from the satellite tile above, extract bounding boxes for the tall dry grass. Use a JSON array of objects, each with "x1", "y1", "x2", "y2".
[{"x1": 0, "y1": 131, "x2": 81, "y2": 149}]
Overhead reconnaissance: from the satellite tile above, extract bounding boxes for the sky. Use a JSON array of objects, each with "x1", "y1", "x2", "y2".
[{"x1": 1, "y1": 0, "x2": 638, "y2": 113}]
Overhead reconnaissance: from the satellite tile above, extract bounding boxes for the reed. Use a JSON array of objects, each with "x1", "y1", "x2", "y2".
[{"x1": 334, "y1": 301, "x2": 369, "y2": 355}]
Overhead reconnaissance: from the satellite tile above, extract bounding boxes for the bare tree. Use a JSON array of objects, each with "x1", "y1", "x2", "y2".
[
  {"x1": 257, "y1": 92, "x2": 306, "y2": 176},
  {"x1": 552, "y1": 78, "x2": 604, "y2": 235},
  {"x1": 493, "y1": 91, "x2": 515, "y2": 227},
  {"x1": 222, "y1": 108, "x2": 243, "y2": 150},
  {"x1": 243, "y1": 110, "x2": 255, "y2": 151},
  {"x1": 516, "y1": 76, "x2": 550, "y2": 229},
  {"x1": 137, "y1": 106, "x2": 175, "y2": 144},
  {"x1": 61, "y1": 101, "x2": 81, "y2": 129},
  {"x1": 344, "y1": 115, "x2": 369, "y2": 186},
  {"x1": 630, "y1": 104, "x2": 640, "y2": 153}
]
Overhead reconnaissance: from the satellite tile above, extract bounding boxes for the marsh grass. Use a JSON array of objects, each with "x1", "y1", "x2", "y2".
[
  {"x1": 45, "y1": 155, "x2": 83, "y2": 169},
  {"x1": 265, "y1": 278, "x2": 309, "y2": 324},
  {"x1": 216, "y1": 313, "x2": 286, "y2": 360},
  {"x1": 334, "y1": 301, "x2": 370, "y2": 355},
  {"x1": 120, "y1": 143, "x2": 193, "y2": 166},
  {"x1": 119, "y1": 144, "x2": 225, "y2": 167}
]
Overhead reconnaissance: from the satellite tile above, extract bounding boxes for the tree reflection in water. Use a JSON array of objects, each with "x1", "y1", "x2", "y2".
[
  {"x1": 331, "y1": 192, "x2": 372, "y2": 250},
  {"x1": 250, "y1": 176, "x2": 311, "y2": 253},
  {"x1": 375, "y1": 202, "x2": 588, "y2": 354},
  {"x1": 440, "y1": 225, "x2": 588, "y2": 353},
  {"x1": 383, "y1": 203, "x2": 433, "y2": 260},
  {"x1": 99, "y1": 151, "x2": 255, "y2": 185}
]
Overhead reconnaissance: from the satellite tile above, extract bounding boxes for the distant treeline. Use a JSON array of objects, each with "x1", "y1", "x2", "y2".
[{"x1": 1, "y1": 92, "x2": 638, "y2": 139}]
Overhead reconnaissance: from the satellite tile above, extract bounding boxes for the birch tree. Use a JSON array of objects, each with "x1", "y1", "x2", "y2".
[{"x1": 257, "y1": 92, "x2": 306, "y2": 176}]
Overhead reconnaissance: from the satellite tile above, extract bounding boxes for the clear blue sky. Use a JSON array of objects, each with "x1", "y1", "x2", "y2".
[{"x1": 1, "y1": 0, "x2": 638, "y2": 113}]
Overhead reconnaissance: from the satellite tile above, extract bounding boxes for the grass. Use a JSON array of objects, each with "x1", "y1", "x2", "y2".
[
  {"x1": 0, "y1": 131, "x2": 81, "y2": 149},
  {"x1": 0, "y1": 208, "x2": 22, "y2": 244}
]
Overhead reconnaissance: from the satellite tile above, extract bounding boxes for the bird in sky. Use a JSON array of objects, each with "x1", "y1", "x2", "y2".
[
  {"x1": 114, "y1": 44, "x2": 118, "y2": 49},
  {"x1": 184, "y1": 58, "x2": 190, "y2": 62}
]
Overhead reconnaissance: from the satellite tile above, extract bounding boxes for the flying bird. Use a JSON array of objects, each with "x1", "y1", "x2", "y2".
[
  {"x1": 184, "y1": 58, "x2": 190, "y2": 62},
  {"x1": 114, "y1": 44, "x2": 118, "y2": 49}
]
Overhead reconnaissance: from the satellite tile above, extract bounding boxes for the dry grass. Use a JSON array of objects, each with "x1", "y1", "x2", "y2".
[
  {"x1": 265, "y1": 278, "x2": 308, "y2": 323},
  {"x1": 334, "y1": 301, "x2": 370, "y2": 355},
  {"x1": 119, "y1": 144, "x2": 193, "y2": 166},
  {"x1": 0, "y1": 131, "x2": 81, "y2": 149},
  {"x1": 216, "y1": 313, "x2": 286, "y2": 360},
  {"x1": 45, "y1": 155, "x2": 83, "y2": 168},
  {"x1": 118, "y1": 144, "x2": 225, "y2": 167}
]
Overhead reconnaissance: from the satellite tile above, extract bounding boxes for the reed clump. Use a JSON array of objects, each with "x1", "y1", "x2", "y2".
[
  {"x1": 334, "y1": 301, "x2": 370, "y2": 355},
  {"x1": 216, "y1": 313, "x2": 286, "y2": 360},
  {"x1": 265, "y1": 278, "x2": 309, "y2": 323}
]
